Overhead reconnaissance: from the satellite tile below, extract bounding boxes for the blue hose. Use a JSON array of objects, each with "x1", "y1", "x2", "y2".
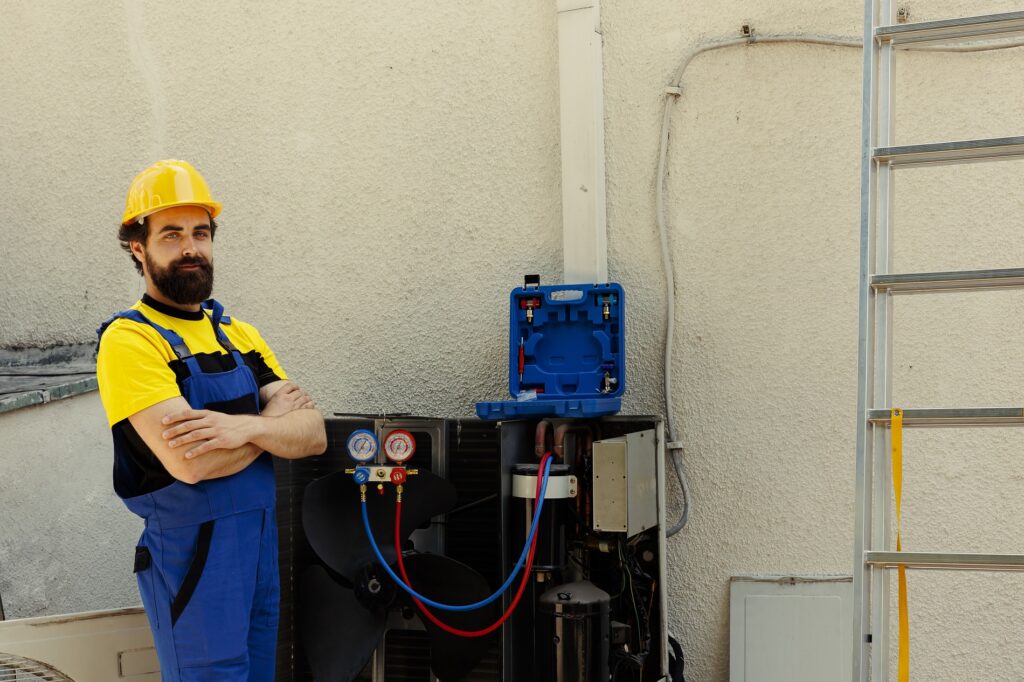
[{"x1": 360, "y1": 456, "x2": 553, "y2": 611}]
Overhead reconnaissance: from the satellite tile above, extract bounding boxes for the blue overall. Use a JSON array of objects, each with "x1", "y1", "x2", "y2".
[{"x1": 98, "y1": 300, "x2": 279, "y2": 682}]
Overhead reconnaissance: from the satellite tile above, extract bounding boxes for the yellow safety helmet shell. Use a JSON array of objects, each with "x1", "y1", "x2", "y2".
[{"x1": 121, "y1": 159, "x2": 222, "y2": 225}]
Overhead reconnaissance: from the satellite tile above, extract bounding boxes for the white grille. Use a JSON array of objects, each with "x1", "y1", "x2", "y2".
[{"x1": 0, "y1": 654, "x2": 74, "y2": 682}]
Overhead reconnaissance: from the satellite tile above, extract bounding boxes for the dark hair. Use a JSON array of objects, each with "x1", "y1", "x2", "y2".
[{"x1": 118, "y1": 217, "x2": 218, "y2": 275}]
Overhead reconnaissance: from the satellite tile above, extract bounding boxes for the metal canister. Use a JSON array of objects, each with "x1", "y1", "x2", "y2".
[{"x1": 537, "y1": 581, "x2": 611, "y2": 682}]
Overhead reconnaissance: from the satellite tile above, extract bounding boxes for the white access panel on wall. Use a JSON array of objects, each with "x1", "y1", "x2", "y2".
[
  {"x1": 0, "y1": 606, "x2": 157, "y2": 681},
  {"x1": 730, "y1": 576, "x2": 852, "y2": 682}
]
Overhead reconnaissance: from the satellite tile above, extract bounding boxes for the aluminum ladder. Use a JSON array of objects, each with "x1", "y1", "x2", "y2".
[{"x1": 854, "y1": 5, "x2": 1024, "y2": 681}]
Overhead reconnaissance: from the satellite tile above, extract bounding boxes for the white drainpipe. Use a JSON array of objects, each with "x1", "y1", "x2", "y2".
[{"x1": 557, "y1": 0, "x2": 607, "y2": 284}]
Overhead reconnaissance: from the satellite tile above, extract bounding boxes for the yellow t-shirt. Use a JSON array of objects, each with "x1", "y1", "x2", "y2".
[{"x1": 96, "y1": 297, "x2": 287, "y2": 427}]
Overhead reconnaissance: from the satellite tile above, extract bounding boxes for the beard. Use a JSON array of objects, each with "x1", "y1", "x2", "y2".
[{"x1": 146, "y1": 252, "x2": 214, "y2": 305}]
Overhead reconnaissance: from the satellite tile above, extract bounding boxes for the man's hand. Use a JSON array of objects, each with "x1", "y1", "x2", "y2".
[
  {"x1": 151, "y1": 381, "x2": 326, "y2": 472},
  {"x1": 129, "y1": 397, "x2": 261, "y2": 484},
  {"x1": 262, "y1": 381, "x2": 316, "y2": 417},
  {"x1": 161, "y1": 382, "x2": 314, "y2": 457},
  {"x1": 161, "y1": 409, "x2": 256, "y2": 459},
  {"x1": 253, "y1": 379, "x2": 327, "y2": 459}
]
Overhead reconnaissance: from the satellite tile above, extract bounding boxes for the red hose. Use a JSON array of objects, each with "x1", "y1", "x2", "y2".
[{"x1": 394, "y1": 453, "x2": 550, "y2": 638}]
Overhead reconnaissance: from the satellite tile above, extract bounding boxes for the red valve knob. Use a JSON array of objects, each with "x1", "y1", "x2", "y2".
[{"x1": 391, "y1": 468, "x2": 408, "y2": 484}]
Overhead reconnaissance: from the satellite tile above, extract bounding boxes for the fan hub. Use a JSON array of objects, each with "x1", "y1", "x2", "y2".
[{"x1": 354, "y1": 564, "x2": 397, "y2": 610}]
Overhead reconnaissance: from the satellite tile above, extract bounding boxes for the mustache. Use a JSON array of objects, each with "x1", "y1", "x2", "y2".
[{"x1": 173, "y1": 256, "x2": 211, "y2": 269}]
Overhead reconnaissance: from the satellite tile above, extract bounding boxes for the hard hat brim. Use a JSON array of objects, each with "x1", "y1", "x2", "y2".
[{"x1": 122, "y1": 201, "x2": 222, "y2": 226}]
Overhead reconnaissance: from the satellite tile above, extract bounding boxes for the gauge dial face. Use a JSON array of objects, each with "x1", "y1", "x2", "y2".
[
  {"x1": 346, "y1": 429, "x2": 379, "y2": 462},
  {"x1": 383, "y1": 430, "x2": 416, "y2": 463}
]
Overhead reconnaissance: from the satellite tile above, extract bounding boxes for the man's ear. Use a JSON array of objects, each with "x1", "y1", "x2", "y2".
[{"x1": 130, "y1": 240, "x2": 146, "y2": 270}]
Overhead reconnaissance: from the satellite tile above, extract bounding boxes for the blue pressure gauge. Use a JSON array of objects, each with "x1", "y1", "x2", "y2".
[{"x1": 346, "y1": 429, "x2": 379, "y2": 462}]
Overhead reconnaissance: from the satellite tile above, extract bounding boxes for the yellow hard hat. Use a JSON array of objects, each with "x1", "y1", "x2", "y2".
[{"x1": 121, "y1": 159, "x2": 222, "y2": 225}]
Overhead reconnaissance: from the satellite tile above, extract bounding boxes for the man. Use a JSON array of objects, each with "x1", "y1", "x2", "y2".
[{"x1": 96, "y1": 159, "x2": 327, "y2": 681}]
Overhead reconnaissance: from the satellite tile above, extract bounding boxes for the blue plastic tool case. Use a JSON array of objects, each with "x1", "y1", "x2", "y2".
[{"x1": 476, "y1": 282, "x2": 624, "y2": 420}]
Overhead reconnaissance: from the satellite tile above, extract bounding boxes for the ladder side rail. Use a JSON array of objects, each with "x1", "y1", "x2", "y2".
[
  {"x1": 870, "y1": 18, "x2": 897, "y2": 677},
  {"x1": 869, "y1": 419, "x2": 893, "y2": 682},
  {"x1": 854, "y1": 0, "x2": 887, "y2": 679}
]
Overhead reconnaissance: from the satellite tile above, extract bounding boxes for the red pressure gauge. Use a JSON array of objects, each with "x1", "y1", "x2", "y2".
[{"x1": 383, "y1": 429, "x2": 416, "y2": 464}]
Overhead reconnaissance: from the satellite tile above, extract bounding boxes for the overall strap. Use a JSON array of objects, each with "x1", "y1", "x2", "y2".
[
  {"x1": 201, "y1": 299, "x2": 239, "y2": 353},
  {"x1": 97, "y1": 310, "x2": 193, "y2": 360}
]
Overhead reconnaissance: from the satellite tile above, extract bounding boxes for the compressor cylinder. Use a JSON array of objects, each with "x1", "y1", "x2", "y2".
[{"x1": 537, "y1": 581, "x2": 611, "y2": 682}]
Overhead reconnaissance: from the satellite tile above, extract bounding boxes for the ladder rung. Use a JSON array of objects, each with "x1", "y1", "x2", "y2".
[
  {"x1": 868, "y1": 407, "x2": 1024, "y2": 426},
  {"x1": 866, "y1": 551, "x2": 1024, "y2": 570},
  {"x1": 871, "y1": 268, "x2": 1024, "y2": 293},
  {"x1": 876, "y1": 11, "x2": 1024, "y2": 45},
  {"x1": 874, "y1": 137, "x2": 1024, "y2": 166}
]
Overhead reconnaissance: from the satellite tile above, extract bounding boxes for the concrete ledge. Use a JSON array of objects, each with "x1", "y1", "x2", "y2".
[
  {"x1": 0, "y1": 343, "x2": 97, "y2": 415},
  {"x1": 0, "y1": 376, "x2": 98, "y2": 415}
]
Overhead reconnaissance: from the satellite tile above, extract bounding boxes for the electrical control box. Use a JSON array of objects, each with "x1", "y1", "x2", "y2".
[
  {"x1": 476, "y1": 281, "x2": 625, "y2": 420},
  {"x1": 592, "y1": 429, "x2": 658, "y2": 537}
]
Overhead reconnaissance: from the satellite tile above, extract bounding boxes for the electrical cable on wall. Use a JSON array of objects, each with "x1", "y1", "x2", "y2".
[{"x1": 657, "y1": 29, "x2": 1024, "y2": 539}]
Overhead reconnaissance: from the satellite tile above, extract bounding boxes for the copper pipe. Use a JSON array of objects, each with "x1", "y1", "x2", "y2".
[
  {"x1": 551, "y1": 423, "x2": 597, "y2": 528},
  {"x1": 575, "y1": 430, "x2": 586, "y2": 530},
  {"x1": 578, "y1": 428, "x2": 593, "y2": 526},
  {"x1": 535, "y1": 420, "x2": 553, "y2": 458},
  {"x1": 554, "y1": 423, "x2": 594, "y2": 458},
  {"x1": 552, "y1": 423, "x2": 571, "y2": 458}
]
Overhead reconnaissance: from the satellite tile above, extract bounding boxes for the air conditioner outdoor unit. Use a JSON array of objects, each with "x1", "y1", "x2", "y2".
[{"x1": 281, "y1": 414, "x2": 670, "y2": 682}]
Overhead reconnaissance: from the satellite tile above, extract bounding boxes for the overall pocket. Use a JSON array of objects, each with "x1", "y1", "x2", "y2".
[{"x1": 133, "y1": 544, "x2": 158, "y2": 631}]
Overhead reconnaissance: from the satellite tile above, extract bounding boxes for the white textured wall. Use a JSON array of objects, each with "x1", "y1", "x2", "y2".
[
  {"x1": 0, "y1": 393, "x2": 141, "y2": 617},
  {"x1": 3, "y1": 1, "x2": 1024, "y2": 679},
  {"x1": 603, "y1": 1, "x2": 1024, "y2": 679}
]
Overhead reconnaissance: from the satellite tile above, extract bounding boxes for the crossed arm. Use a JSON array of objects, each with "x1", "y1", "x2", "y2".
[{"x1": 128, "y1": 380, "x2": 327, "y2": 485}]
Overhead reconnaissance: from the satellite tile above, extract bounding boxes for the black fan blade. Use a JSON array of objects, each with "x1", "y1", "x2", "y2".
[
  {"x1": 402, "y1": 553, "x2": 501, "y2": 681},
  {"x1": 298, "y1": 564, "x2": 386, "y2": 682},
  {"x1": 303, "y1": 469, "x2": 457, "y2": 581}
]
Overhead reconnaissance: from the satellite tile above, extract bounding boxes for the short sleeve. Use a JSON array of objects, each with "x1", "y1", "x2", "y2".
[
  {"x1": 233, "y1": 320, "x2": 288, "y2": 386},
  {"x1": 96, "y1": 320, "x2": 183, "y2": 427}
]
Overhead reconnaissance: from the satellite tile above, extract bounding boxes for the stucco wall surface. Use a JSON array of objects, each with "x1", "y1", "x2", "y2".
[
  {"x1": 601, "y1": 2, "x2": 1024, "y2": 679},
  {"x1": 0, "y1": 393, "x2": 140, "y2": 617},
  {"x1": 3, "y1": 1, "x2": 1024, "y2": 680}
]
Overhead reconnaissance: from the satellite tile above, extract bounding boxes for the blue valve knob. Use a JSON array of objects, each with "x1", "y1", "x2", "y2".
[{"x1": 353, "y1": 467, "x2": 371, "y2": 485}]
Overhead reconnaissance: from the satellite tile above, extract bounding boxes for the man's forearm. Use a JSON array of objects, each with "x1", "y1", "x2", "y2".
[
  {"x1": 246, "y1": 409, "x2": 326, "y2": 459},
  {"x1": 189, "y1": 442, "x2": 263, "y2": 482},
  {"x1": 160, "y1": 403, "x2": 326, "y2": 463}
]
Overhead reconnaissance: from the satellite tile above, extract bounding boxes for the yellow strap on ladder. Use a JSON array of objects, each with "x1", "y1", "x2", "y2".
[{"x1": 892, "y1": 408, "x2": 909, "y2": 681}]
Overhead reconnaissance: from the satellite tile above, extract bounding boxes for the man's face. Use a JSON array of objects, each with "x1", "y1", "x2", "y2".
[{"x1": 133, "y1": 205, "x2": 215, "y2": 305}]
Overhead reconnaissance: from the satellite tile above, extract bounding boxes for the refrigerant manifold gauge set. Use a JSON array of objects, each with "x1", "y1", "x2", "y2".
[{"x1": 344, "y1": 428, "x2": 419, "y2": 488}]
